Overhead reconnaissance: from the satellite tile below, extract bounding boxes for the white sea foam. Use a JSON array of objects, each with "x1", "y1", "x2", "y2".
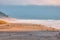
[{"x1": 0, "y1": 18, "x2": 60, "y2": 29}]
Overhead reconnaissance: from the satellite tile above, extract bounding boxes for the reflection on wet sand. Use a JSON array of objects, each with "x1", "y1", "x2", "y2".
[{"x1": 0, "y1": 23, "x2": 59, "y2": 31}]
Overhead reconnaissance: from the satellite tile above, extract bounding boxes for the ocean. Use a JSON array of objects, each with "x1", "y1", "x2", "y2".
[{"x1": 0, "y1": 5, "x2": 60, "y2": 20}]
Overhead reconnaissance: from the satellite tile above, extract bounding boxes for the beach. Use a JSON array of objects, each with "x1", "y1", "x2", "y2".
[
  {"x1": 0, "y1": 19, "x2": 60, "y2": 40},
  {"x1": 0, "y1": 23, "x2": 59, "y2": 31}
]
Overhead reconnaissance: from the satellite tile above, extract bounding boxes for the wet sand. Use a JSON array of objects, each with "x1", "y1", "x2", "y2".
[{"x1": 0, "y1": 23, "x2": 59, "y2": 31}]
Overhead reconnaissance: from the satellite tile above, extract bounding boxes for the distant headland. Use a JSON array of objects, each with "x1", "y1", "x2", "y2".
[{"x1": 0, "y1": 11, "x2": 8, "y2": 18}]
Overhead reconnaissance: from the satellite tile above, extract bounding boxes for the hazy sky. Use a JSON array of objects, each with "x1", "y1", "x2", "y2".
[{"x1": 0, "y1": 0, "x2": 60, "y2": 6}]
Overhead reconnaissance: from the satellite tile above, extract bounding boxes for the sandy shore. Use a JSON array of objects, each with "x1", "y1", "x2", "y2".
[{"x1": 0, "y1": 23, "x2": 59, "y2": 31}]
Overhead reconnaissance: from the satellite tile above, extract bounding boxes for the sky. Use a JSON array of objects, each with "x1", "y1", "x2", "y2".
[{"x1": 0, "y1": 0, "x2": 60, "y2": 6}]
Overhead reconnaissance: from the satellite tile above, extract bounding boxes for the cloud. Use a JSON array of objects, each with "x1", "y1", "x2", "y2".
[{"x1": 0, "y1": 0, "x2": 60, "y2": 6}]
